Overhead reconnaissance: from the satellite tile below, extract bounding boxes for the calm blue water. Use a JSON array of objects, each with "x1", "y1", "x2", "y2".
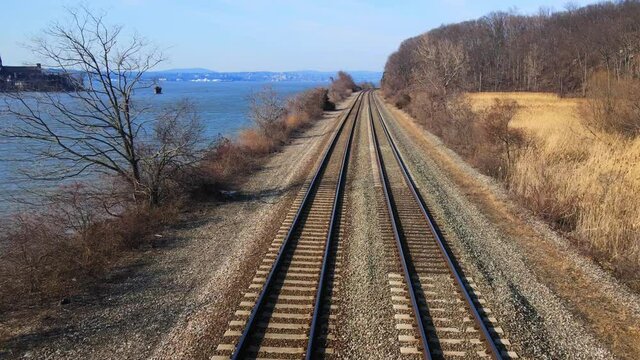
[
  {"x1": 137, "y1": 80, "x2": 329, "y2": 138},
  {"x1": 0, "y1": 81, "x2": 328, "y2": 213}
]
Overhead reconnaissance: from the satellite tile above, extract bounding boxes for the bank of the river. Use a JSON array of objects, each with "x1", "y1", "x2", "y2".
[
  {"x1": 0, "y1": 81, "x2": 328, "y2": 215},
  {"x1": 0, "y1": 93, "x2": 356, "y2": 359}
]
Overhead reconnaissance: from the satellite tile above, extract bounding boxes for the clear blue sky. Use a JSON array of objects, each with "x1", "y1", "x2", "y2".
[{"x1": 0, "y1": 0, "x2": 598, "y2": 72}]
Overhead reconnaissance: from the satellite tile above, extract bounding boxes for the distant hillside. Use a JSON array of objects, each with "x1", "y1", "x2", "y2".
[
  {"x1": 159, "y1": 68, "x2": 216, "y2": 74},
  {"x1": 146, "y1": 70, "x2": 382, "y2": 84},
  {"x1": 382, "y1": 1, "x2": 640, "y2": 98}
]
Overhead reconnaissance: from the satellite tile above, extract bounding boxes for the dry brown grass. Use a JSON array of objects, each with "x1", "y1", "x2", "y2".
[
  {"x1": 284, "y1": 113, "x2": 310, "y2": 133},
  {"x1": 384, "y1": 94, "x2": 640, "y2": 358},
  {"x1": 195, "y1": 87, "x2": 333, "y2": 196},
  {"x1": 0, "y1": 187, "x2": 180, "y2": 311},
  {"x1": 467, "y1": 92, "x2": 586, "y2": 134},
  {"x1": 468, "y1": 92, "x2": 640, "y2": 268},
  {"x1": 237, "y1": 128, "x2": 277, "y2": 155}
]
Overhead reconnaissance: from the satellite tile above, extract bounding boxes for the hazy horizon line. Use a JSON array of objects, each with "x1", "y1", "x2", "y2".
[{"x1": 151, "y1": 68, "x2": 383, "y2": 73}]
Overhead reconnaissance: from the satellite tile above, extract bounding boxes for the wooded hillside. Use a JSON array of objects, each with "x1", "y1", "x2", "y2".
[{"x1": 382, "y1": 0, "x2": 640, "y2": 98}]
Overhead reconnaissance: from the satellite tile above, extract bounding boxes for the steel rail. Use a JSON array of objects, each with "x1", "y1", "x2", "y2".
[
  {"x1": 371, "y1": 92, "x2": 503, "y2": 360},
  {"x1": 305, "y1": 89, "x2": 363, "y2": 359},
  {"x1": 368, "y1": 91, "x2": 432, "y2": 360},
  {"x1": 231, "y1": 91, "x2": 364, "y2": 360}
]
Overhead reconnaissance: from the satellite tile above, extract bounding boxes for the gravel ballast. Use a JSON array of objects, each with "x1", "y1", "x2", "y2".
[{"x1": 336, "y1": 96, "x2": 402, "y2": 359}]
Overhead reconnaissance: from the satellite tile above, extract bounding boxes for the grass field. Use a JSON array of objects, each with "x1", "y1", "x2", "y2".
[
  {"x1": 468, "y1": 92, "x2": 640, "y2": 272},
  {"x1": 468, "y1": 92, "x2": 585, "y2": 134}
]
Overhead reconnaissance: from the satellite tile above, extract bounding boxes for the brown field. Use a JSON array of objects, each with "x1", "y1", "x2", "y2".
[
  {"x1": 468, "y1": 92, "x2": 586, "y2": 135},
  {"x1": 468, "y1": 92, "x2": 640, "y2": 274}
]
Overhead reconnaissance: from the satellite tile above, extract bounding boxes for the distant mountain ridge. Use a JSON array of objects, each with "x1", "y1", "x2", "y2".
[
  {"x1": 159, "y1": 68, "x2": 216, "y2": 74},
  {"x1": 146, "y1": 69, "x2": 382, "y2": 83}
]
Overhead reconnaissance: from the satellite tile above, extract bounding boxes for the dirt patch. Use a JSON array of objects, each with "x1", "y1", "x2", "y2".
[
  {"x1": 377, "y1": 91, "x2": 640, "y2": 359},
  {"x1": 0, "y1": 95, "x2": 357, "y2": 360}
]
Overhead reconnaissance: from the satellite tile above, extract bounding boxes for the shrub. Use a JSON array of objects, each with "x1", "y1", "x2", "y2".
[
  {"x1": 359, "y1": 81, "x2": 376, "y2": 90},
  {"x1": 329, "y1": 71, "x2": 357, "y2": 104},
  {"x1": 111, "y1": 203, "x2": 179, "y2": 249},
  {"x1": 288, "y1": 88, "x2": 329, "y2": 119},
  {"x1": 0, "y1": 213, "x2": 73, "y2": 305},
  {"x1": 248, "y1": 86, "x2": 287, "y2": 143},
  {"x1": 401, "y1": 91, "x2": 528, "y2": 181},
  {"x1": 198, "y1": 137, "x2": 256, "y2": 190},
  {"x1": 238, "y1": 128, "x2": 277, "y2": 155},
  {"x1": 284, "y1": 113, "x2": 310, "y2": 133},
  {"x1": 478, "y1": 99, "x2": 526, "y2": 180},
  {"x1": 405, "y1": 91, "x2": 483, "y2": 159},
  {"x1": 138, "y1": 100, "x2": 205, "y2": 205},
  {"x1": 395, "y1": 93, "x2": 411, "y2": 109},
  {"x1": 0, "y1": 183, "x2": 179, "y2": 311},
  {"x1": 582, "y1": 71, "x2": 640, "y2": 138},
  {"x1": 194, "y1": 86, "x2": 331, "y2": 197}
]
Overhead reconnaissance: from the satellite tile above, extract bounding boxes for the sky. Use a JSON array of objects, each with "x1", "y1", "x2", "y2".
[{"x1": 0, "y1": 0, "x2": 599, "y2": 72}]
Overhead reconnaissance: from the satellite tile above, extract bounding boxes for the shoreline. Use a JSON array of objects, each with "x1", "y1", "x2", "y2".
[
  {"x1": 0, "y1": 92, "x2": 357, "y2": 359},
  {"x1": 0, "y1": 81, "x2": 329, "y2": 216}
]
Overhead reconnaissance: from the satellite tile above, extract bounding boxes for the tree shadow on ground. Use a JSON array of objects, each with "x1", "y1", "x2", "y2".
[
  {"x1": 0, "y1": 198, "x2": 233, "y2": 357},
  {"x1": 1, "y1": 248, "x2": 197, "y2": 358}
]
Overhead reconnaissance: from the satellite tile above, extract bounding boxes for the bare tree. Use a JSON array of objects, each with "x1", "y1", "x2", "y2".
[
  {"x1": 138, "y1": 100, "x2": 204, "y2": 205},
  {"x1": 248, "y1": 86, "x2": 286, "y2": 138},
  {"x1": 1, "y1": 6, "x2": 167, "y2": 202},
  {"x1": 412, "y1": 36, "x2": 467, "y2": 97}
]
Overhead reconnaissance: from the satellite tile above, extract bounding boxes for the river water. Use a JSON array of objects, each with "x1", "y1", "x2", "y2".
[{"x1": 0, "y1": 80, "x2": 328, "y2": 214}]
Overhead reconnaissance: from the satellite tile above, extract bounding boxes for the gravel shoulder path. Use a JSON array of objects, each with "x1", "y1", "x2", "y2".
[
  {"x1": 336, "y1": 94, "x2": 401, "y2": 359},
  {"x1": 375, "y1": 91, "x2": 640, "y2": 359},
  {"x1": 0, "y1": 95, "x2": 356, "y2": 360}
]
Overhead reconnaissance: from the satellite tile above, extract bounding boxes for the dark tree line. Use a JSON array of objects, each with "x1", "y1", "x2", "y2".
[{"x1": 383, "y1": 1, "x2": 640, "y2": 100}]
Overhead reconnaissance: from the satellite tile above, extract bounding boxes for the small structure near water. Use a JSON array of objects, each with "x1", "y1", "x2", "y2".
[{"x1": 0, "y1": 55, "x2": 78, "y2": 92}]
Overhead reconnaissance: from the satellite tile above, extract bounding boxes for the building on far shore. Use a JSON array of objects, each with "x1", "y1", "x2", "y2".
[{"x1": 0, "y1": 55, "x2": 79, "y2": 92}]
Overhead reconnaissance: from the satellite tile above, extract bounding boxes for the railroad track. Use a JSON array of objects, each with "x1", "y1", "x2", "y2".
[
  {"x1": 212, "y1": 91, "x2": 365, "y2": 360},
  {"x1": 368, "y1": 91, "x2": 515, "y2": 360}
]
